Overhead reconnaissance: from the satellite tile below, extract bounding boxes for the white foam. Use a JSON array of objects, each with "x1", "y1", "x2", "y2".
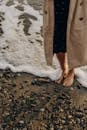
[{"x1": 0, "y1": 0, "x2": 87, "y2": 88}]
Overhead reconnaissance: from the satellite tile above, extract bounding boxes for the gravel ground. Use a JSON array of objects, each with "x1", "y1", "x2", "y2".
[{"x1": 0, "y1": 68, "x2": 87, "y2": 130}]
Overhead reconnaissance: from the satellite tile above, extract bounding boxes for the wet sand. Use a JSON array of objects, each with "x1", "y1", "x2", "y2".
[{"x1": 27, "y1": 0, "x2": 43, "y2": 10}]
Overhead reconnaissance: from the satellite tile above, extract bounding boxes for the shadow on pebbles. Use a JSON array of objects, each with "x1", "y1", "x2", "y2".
[{"x1": 0, "y1": 68, "x2": 87, "y2": 130}]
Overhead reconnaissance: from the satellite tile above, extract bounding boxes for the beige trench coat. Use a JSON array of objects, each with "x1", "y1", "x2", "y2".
[{"x1": 44, "y1": 0, "x2": 87, "y2": 70}]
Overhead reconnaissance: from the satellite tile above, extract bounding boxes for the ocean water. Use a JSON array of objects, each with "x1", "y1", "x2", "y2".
[{"x1": 0, "y1": 0, "x2": 87, "y2": 87}]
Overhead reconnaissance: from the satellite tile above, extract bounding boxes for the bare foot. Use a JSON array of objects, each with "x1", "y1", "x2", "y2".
[
  {"x1": 55, "y1": 52, "x2": 69, "y2": 84},
  {"x1": 55, "y1": 65, "x2": 69, "y2": 84},
  {"x1": 63, "y1": 69, "x2": 75, "y2": 87},
  {"x1": 55, "y1": 72, "x2": 64, "y2": 84}
]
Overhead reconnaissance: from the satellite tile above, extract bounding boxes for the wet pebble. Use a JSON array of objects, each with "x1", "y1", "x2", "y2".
[
  {"x1": 0, "y1": 86, "x2": 2, "y2": 91},
  {"x1": 40, "y1": 108, "x2": 45, "y2": 112}
]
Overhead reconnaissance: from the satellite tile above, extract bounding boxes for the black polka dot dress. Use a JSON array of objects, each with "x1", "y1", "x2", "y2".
[{"x1": 53, "y1": 0, "x2": 70, "y2": 53}]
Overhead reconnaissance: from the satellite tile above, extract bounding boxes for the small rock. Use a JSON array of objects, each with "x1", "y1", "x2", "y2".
[
  {"x1": 40, "y1": 108, "x2": 45, "y2": 112},
  {"x1": 19, "y1": 120, "x2": 24, "y2": 124},
  {"x1": 0, "y1": 86, "x2": 2, "y2": 91}
]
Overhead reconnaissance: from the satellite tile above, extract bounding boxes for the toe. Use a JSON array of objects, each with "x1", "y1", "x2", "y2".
[
  {"x1": 55, "y1": 75, "x2": 63, "y2": 84},
  {"x1": 63, "y1": 78, "x2": 74, "y2": 87}
]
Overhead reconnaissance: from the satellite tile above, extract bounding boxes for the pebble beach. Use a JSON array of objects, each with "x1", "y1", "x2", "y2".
[{"x1": 0, "y1": 0, "x2": 87, "y2": 130}]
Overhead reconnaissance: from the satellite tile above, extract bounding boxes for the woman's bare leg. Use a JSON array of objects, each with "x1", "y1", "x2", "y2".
[
  {"x1": 56, "y1": 52, "x2": 75, "y2": 86},
  {"x1": 56, "y1": 52, "x2": 68, "y2": 83}
]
